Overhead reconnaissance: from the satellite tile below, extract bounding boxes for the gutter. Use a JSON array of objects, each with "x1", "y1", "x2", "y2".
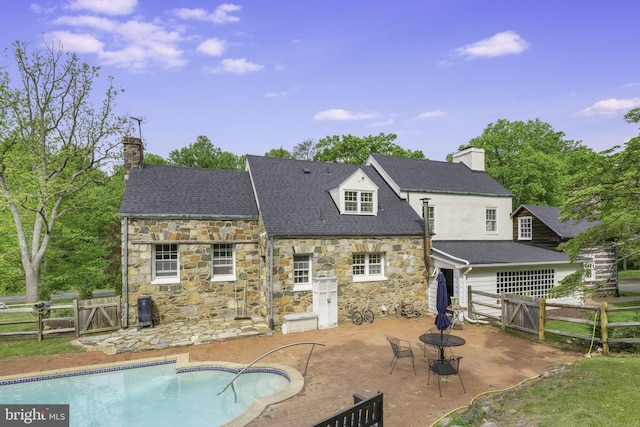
[{"x1": 269, "y1": 236, "x2": 274, "y2": 330}]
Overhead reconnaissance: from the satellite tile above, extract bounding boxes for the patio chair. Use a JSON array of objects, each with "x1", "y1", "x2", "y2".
[
  {"x1": 427, "y1": 356, "x2": 466, "y2": 397},
  {"x1": 386, "y1": 336, "x2": 416, "y2": 374}
]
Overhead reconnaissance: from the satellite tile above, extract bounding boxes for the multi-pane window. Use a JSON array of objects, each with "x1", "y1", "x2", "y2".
[
  {"x1": 153, "y1": 244, "x2": 178, "y2": 281},
  {"x1": 345, "y1": 191, "x2": 358, "y2": 212},
  {"x1": 293, "y1": 255, "x2": 312, "y2": 290},
  {"x1": 430, "y1": 206, "x2": 436, "y2": 234},
  {"x1": 353, "y1": 253, "x2": 384, "y2": 280},
  {"x1": 518, "y1": 216, "x2": 532, "y2": 240},
  {"x1": 496, "y1": 269, "x2": 555, "y2": 297},
  {"x1": 360, "y1": 192, "x2": 373, "y2": 212},
  {"x1": 212, "y1": 243, "x2": 235, "y2": 280},
  {"x1": 344, "y1": 190, "x2": 374, "y2": 214},
  {"x1": 485, "y1": 208, "x2": 497, "y2": 233}
]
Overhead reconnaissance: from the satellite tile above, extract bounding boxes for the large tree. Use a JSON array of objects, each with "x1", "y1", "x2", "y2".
[
  {"x1": 464, "y1": 119, "x2": 593, "y2": 208},
  {"x1": 314, "y1": 132, "x2": 425, "y2": 164},
  {"x1": 168, "y1": 135, "x2": 244, "y2": 170},
  {"x1": 292, "y1": 138, "x2": 318, "y2": 160},
  {"x1": 0, "y1": 41, "x2": 127, "y2": 302},
  {"x1": 560, "y1": 108, "x2": 640, "y2": 267}
]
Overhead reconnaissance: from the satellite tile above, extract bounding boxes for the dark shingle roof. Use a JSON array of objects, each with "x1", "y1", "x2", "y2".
[
  {"x1": 433, "y1": 240, "x2": 570, "y2": 265},
  {"x1": 246, "y1": 155, "x2": 424, "y2": 236},
  {"x1": 119, "y1": 164, "x2": 258, "y2": 217},
  {"x1": 369, "y1": 154, "x2": 512, "y2": 196},
  {"x1": 515, "y1": 205, "x2": 597, "y2": 239}
]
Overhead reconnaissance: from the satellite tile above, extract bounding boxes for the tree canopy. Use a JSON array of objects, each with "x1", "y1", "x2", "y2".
[
  {"x1": 560, "y1": 108, "x2": 640, "y2": 266},
  {"x1": 0, "y1": 41, "x2": 127, "y2": 302},
  {"x1": 314, "y1": 132, "x2": 425, "y2": 164},
  {"x1": 464, "y1": 119, "x2": 595, "y2": 208},
  {"x1": 167, "y1": 135, "x2": 244, "y2": 170}
]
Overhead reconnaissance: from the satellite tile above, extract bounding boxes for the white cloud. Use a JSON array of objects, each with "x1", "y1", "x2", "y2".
[
  {"x1": 44, "y1": 31, "x2": 104, "y2": 53},
  {"x1": 173, "y1": 4, "x2": 241, "y2": 24},
  {"x1": 576, "y1": 98, "x2": 640, "y2": 116},
  {"x1": 197, "y1": 38, "x2": 227, "y2": 56},
  {"x1": 456, "y1": 31, "x2": 529, "y2": 59},
  {"x1": 314, "y1": 109, "x2": 379, "y2": 121},
  {"x1": 416, "y1": 111, "x2": 446, "y2": 119},
  {"x1": 207, "y1": 58, "x2": 264, "y2": 74},
  {"x1": 67, "y1": 0, "x2": 137, "y2": 16},
  {"x1": 54, "y1": 15, "x2": 117, "y2": 31}
]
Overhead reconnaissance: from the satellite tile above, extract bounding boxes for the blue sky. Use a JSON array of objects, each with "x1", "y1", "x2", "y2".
[{"x1": 1, "y1": 0, "x2": 639, "y2": 161}]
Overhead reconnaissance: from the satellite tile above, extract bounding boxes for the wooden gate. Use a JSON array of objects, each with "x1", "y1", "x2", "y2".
[
  {"x1": 74, "y1": 296, "x2": 121, "y2": 336},
  {"x1": 503, "y1": 293, "x2": 539, "y2": 334}
]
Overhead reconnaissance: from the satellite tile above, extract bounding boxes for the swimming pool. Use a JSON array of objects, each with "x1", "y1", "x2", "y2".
[{"x1": 0, "y1": 355, "x2": 304, "y2": 427}]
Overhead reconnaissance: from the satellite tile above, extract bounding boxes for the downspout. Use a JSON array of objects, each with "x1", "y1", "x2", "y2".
[
  {"x1": 269, "y1": 236, "x2": 274, "y2": 330},
  {"x1": 421, "y1": 198, "x2": 435, "y2": 277},
  {"x1": 122, "y1": 216, "x2": 129, "y2": 329}
]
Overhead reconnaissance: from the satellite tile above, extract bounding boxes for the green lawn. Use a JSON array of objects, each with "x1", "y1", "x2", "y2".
[{"x1": 468, "y1": 356, "x2": 640, "y2": 426}]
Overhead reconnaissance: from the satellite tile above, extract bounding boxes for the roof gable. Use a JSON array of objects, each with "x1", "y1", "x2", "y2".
[
  {"x1": 513, "y1": 205, "x2": 597, "y2": 239},
  {"x1": 367, "y1": 154, "x2": 512, "y2": 197},
  {"x1": 119, "y1": 164, "x2": 258, "y2": 218}
]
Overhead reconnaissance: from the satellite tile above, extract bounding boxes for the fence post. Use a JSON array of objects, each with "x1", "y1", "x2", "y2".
[
  {"x1": 538, "y1": 298, "x2": 546, "y2": 341},
  {"x1": 37, "y1": 311, "x2": 43, "y2": 342},
  {"x1": 499, "y1": 293, "x2": 506, "y2": 331},
  {"x1": 73, "y1": 299, "x2": 80, "y2": 337},
  {"x1": 600, "y1": 301, "x2": 609, "y2": 355},
  {"x1": 467, "y1": 286, "x2": 472, "y2": 318}
]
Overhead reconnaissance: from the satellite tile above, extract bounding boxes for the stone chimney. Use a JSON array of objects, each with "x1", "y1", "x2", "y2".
[
  {"x1": 123, "y1": 137, "x2": 143, "y2": 181},
  {"x1": 452, "y1": 146, "x2": 485, "y2": 171}
]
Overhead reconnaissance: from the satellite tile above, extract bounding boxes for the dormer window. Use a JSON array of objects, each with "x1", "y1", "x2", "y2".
[
  {"x1": 328, "y1": 168, "x2": 379, "y2": 216},
  {"x1": 345, "y1": 190, "x2": 374, "y2": 214}
]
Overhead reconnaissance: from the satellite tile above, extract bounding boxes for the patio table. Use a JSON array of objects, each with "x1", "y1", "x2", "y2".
[{"x1": 419, "y1": 333, "x2": 466, "y2": 361}]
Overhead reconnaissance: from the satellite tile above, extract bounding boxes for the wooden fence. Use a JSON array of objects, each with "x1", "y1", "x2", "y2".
[
  {"x1": 468, "y1": 286, "x2": 640, "y2": 355},
  {"x1": 0, "y1": 296, "x2": 121, "y2": 340}
]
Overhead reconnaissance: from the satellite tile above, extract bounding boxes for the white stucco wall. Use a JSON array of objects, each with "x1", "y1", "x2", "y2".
[{"x1": 404, "y1": 191, "x2": 513, "y2": 240}]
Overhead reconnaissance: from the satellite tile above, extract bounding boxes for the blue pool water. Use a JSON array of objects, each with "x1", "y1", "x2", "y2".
[{"x1": 0, "y1": 361, "x2": 291, "y2": 426}]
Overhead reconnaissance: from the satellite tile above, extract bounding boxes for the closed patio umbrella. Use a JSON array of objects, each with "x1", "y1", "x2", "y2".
[{"x1": 434, "y1": 272, "x2": 451, "y2": 333}]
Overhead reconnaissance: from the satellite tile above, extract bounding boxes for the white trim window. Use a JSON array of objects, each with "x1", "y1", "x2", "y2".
[
  {"x1": 212, "y1": 243, "x2": 236, "y2": 281},
  {"x1": 293, "y1": 255, "x2": 312, "y2": 291},
  {"x1": 518, "y1": 216, "x2": 532, "y2": 240},
  {"x1": 427, "y1": 205, "x2": 436, "y2": 235},
  {"x1": 485, "y1": 208, "x2": 497, "y2": 233},
  {"x1": 352, "y1": 253, "x2": 386, "y2": 281},
  {"x1": 152, "y1": 243, "x2": 179, "y2": 284},
  {"x1": 344, "y1": 190, "x2": 374, "y2": 214}
]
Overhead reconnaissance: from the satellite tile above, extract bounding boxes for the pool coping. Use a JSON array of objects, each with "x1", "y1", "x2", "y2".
[{"x1": 0, "y1": 354, "x2": 305, "y2": 427}]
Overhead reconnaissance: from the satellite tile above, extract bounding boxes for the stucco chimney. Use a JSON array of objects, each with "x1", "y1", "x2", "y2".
[
  {"x1": 452, "y1": 146, "x2": 485, "y2": 171},
  {"x1": 123, "y1": 137, "x2": 143, "y2": 181}
]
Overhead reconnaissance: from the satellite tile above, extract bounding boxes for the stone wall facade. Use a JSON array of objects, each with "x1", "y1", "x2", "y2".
[
  {"x1": 124, "y1": 218, "x2": 265, "y2": 324},
  {"x1": 267, "y1": 236, "x2": 428, "y2": 325}
]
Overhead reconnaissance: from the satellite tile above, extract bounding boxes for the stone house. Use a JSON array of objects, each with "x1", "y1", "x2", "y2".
[
  {"x1": 511, "y1": 204, "x2": 618, "y2": 295},
  {"x1": 120, "y1": 139, "x2": 586, "y2": 328},
  {"x1": 120, "y1": 138, "x2": 428, "y2": 328}
]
